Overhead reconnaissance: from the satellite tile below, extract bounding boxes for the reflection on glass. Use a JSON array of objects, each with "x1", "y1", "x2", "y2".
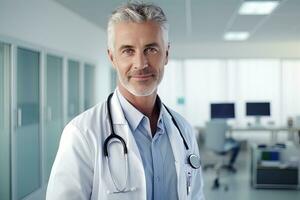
[
  {"x1": 16, "y1": 47, "x2": 41, "y2": 199},
  {"x1": 84, "y1": 63, "x2": 95, "y2": 109},
  {"x1": 68, "y1": 60, "x2": 80, "y2": 121},
  {"x1": 45, "y1": 54, "x2": 63, "y2": 180},
  {"x1": 0, "y1": 42, "x2": 11, "y2": 200},
  {"x1": 0, "y1": 43, "x2": 5, "y2": 133}
]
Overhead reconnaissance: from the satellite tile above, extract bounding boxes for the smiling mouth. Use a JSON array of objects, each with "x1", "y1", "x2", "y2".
[{"x1": 130, "y1": 74, "x2": 153, "y2": 81}]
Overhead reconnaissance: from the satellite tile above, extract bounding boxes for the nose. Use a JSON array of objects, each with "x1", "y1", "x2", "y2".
[{"x1": 133, "y1": 51, "x2": 148, "y2": 70}]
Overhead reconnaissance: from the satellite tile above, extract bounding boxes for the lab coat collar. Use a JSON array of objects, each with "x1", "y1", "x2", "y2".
[
  {"x1": 110, "y1": 89, "x2": 128, "y2": 125},
  {"x1": 161, "y1": 105, "x2": 186, "y2": 163},
  {"x1": 116, "y1": 89, "x2": 144, "y2": 132},
  {"x1": 162, "y1": 105, "x2": 187, "y2": 200}
]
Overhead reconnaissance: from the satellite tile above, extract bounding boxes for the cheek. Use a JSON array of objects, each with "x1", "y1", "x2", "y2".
[
  {"x1": 115, "y1": 60, "x2": 131, "y2": 74},
  {"x1": 148, "y1": 54, "x2": 165, "y2": 66}
]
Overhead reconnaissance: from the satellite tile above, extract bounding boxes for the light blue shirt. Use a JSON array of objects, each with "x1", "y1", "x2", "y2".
[{"x1": 117, "y1": 90, "x2": 178, "y2": 200}]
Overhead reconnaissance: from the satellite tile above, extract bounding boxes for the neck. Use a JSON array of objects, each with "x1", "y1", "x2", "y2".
[
  {"x1": 118, "y1": 85, "x2": 160, "y2": 135},
  {"x1": 118, "y1": 85, "x2": 158, "y2": 117}
]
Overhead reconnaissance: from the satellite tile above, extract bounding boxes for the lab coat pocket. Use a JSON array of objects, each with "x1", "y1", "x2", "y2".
[
  {"x1": 103, "y1": 141, "x2": 137, "y2": 199},
  {"x1": 103, "y1": 159, "x2": 139, "y2": 200}
]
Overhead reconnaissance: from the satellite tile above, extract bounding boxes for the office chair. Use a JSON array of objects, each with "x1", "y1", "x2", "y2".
[{"x1": 204, "y1": 120, "x2": 232, "y2": 191}]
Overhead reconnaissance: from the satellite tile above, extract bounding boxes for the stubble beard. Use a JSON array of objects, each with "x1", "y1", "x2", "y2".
[{"x1": 116, "y1": 68, "x2": 164, "y2": 97}]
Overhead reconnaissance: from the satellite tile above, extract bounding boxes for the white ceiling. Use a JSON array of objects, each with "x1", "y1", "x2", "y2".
[{"x1": 54, "y1": 0, "x2": 300, "y2": 58}]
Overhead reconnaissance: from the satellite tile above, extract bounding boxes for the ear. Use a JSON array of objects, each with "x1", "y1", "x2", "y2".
[
  {"x1": 164, "y1": 43, "x2": 170, "y2": 65},
  {"x1": 107, "y1": 49, "x2": 116, "y2": 69}
]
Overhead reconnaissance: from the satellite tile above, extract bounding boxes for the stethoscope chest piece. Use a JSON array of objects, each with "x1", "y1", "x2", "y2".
[{"x1": 188, "y1": 154, "x2": 201, "y2": 169}]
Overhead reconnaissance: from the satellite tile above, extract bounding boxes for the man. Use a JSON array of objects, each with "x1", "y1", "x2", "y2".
[{"x1": 46, "y1": 2, "x2": 204, "y2": 200}]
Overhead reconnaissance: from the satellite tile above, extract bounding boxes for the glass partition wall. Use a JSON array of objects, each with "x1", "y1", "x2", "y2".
[
  {"x1": 84, "y1": 63, "x2": 95, "y2": 109},
  {"x1": 0, "y1": 38, "x2": 97, "y2": 200},
  {"x1": 44, "y1": 54, "x2": 64, "y2": 180},
  {"x1": 67, "y1": 60, "x2": 80, "y2": 122},
  {"x1": 15, "y1": 47, "x2": 41, "y2": 199},
  {"x1": 0, "y1": 42, "x2": 11, "y2": 200}
]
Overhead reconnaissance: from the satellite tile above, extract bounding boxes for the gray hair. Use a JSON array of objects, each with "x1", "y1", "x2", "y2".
[{"x1": 107, "y1": 2, "x2": 169, "y2": 51}]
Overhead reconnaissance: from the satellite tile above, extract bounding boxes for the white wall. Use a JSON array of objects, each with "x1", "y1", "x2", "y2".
[
  {"x1": 0, "y1": 0, "x2": 110, "y2": 103},
  {"x1": 171, "y1": 42, "x2": 300, "y2": 59},
  {"x1": 160, "y1": 59, "x2": 300, "y2": 128}
]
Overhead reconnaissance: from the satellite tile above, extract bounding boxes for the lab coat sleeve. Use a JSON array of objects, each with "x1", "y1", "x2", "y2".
[{"x1": 46, "y1": 123, "x2": 94, "y2": 200}]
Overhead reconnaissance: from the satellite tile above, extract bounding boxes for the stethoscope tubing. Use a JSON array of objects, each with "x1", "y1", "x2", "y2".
[
  {"x1": 104, "y1": 92, "x2": 189, "y2": 157},
  {"x1": 103, "y1": 92, "x2": 201, "y2": 192},
  {"x1": 103, "y1": 93, "x2": 128, "y2": 157}
]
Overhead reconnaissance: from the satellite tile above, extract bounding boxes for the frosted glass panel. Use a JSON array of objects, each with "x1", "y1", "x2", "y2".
[
  {"x1": 16, "y1": 47, "x2": 41, "y2": 199},
  {"x1": 84, "y1": 63, "x2": 95, "y2": 109},
  {"x1": 184, "y1": 60, "x2": 227, "y2": 126},
  {"x1": 68, "y1": 60, "x2": 80, "y2": 121},
  {"x1": 0, "y1": 44, "x2": 4, "y2": 131},
  {"x1": 0, "y1": 42, "x2": 11, "y2": 200},
  {"x1": 234, "y1": 59, "x2": 281, "y2": 126},
  {"x1": 45, "y1": 55, "x2": 63, "y2": 180},
  {"x1": 282, "y1": 60, "x2": 300, "y2": 121}
]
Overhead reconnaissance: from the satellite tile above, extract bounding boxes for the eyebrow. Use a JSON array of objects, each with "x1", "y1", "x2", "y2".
[
  {"x1": 145, "y1": 43, "x2": 160, "y2": 48},
  {"x1": 118, "y1": 45, "x2": 134, "y2": 52},
  {"x1": 118, "y1": 43, "x2": 160, "y2": 52}
]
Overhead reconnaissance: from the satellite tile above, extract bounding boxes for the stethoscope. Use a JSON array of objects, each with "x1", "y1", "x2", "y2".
[{"x1": 103, "y1": 93, "x2": 201, "y2": 193}]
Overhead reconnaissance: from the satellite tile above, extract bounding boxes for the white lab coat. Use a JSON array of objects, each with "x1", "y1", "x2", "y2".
[{"x1": 46, "y1": 92, "x2": 205, "y2": 200}]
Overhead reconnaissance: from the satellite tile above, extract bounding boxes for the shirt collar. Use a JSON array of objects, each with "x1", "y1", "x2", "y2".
[{"x1": 116, "y1": 88, "x2": 164, "y2": 133}]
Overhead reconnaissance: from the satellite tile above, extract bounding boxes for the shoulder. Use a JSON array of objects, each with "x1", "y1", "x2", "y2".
[
  {"x1": 71, "y1": 102, "x2": 104, "y2": 123},
  {"x1": 69, "y1": 101, "x2": 106, "y2": 132},
  {"x1": 61, "y1": 101, "x2": 107, "y2": 147}
]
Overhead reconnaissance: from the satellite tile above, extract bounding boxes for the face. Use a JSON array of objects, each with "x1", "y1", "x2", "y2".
[{"x1": 108, "y1": 21, "x2": 169, "y2": 97}]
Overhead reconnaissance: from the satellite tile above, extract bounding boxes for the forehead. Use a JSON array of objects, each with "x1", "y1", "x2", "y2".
[{"x1": 113, "y1": 21, "x2": 164, "y2": 48}]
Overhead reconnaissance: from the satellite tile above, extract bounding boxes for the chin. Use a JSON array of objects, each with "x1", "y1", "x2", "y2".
[
  {"x1": 129, "y1": 88, "x2": 156, "y2": 97},
  {"x1": 127, "y1": 85, "x2": 157, "y2": 97},
  {"x1": 119, "y1": 78, "x2": 159, "y2": 97}
]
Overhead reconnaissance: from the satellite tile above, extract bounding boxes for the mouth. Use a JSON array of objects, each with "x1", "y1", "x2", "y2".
[{"x1": 130, "y1": 74, "x2": 153, "y2": 81}]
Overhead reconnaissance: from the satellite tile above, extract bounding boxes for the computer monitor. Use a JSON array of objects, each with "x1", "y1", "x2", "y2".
[
  {"x1": 246, "y1": 102, "x2": 270, "y2": 126},
  {"x1": 246, "y1": 102, "x2": 270, "y2": 116},
  {"x1": 210, "y1": 103, "x2": 235, "y2": 119}
]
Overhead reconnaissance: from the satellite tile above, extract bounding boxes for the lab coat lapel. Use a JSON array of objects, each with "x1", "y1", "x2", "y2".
[
  {"x1": 162, "y1": 108, "x2": 187, "y2": 200},
  {"x1": 110, "y1": 92, "x2": 143, "y2": 163},
  {"x1": 109, "y1": 92, "x2": 146, "y2": 198}
]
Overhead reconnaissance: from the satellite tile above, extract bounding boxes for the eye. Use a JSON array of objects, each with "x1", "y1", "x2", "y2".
[
  {"x1": 145, "y1": 47, "x2": 159, "y2": 54},
  {"x1": 122, "y1": 48, "x2": 134, "y2": 56}
]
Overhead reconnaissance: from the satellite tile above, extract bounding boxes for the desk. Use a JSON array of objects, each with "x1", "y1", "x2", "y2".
[
  {"x1": 228, "y1": 126, "x2": 300, "y2": 144},
  {"x1": 250, "y1": 143, "x2": 300, "y2": 189},
  {"x1": 195, "y1": 125, "x2": 300, "y2": 144}
]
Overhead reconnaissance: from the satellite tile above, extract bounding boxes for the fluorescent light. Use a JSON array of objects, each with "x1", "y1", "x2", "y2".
[
  {"x1": 224, "y1": 32, "x2": 250, "y2": 41},
  {"x1": 239, "y1": 1, "x2": 279, "y2": 15}
]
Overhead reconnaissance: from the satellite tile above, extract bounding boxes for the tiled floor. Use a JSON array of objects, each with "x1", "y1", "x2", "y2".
[{"x1": 200, "y1": 147, "x2": 300, "y2": 200}]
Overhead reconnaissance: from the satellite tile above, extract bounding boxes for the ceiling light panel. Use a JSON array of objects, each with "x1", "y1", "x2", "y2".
[
  {"x1": 224, "y1": 32, "x2": 250, "y2": 41},
  {"x1": 239, "y1": 1, "x2": 280, "y2": 15}
]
